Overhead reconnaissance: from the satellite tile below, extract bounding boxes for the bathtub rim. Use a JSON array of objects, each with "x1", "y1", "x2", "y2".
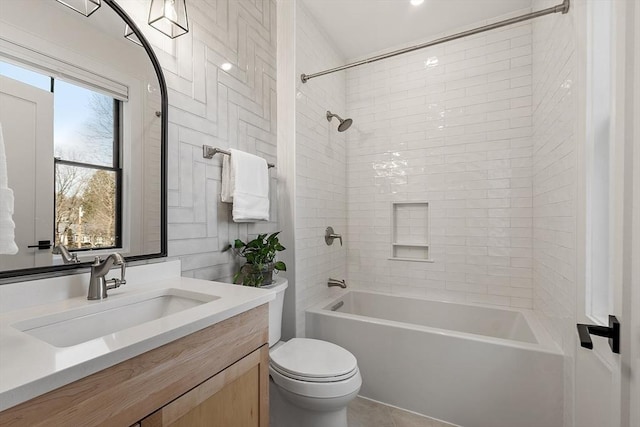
[{"x1": 306, "y1": 289, "x2": 562, "y2": 355}]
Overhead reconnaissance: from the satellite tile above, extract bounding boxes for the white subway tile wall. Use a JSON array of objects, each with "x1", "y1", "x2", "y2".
[
  {"x1": 121, "y1": 0, "x2": 278, "y2": 280},
  {"x1": 346, "y1": 17, "x2": 535, "y2": 308},
  {"x1": 532, "y1": 1, "x2": 577, "y2": 425},
  {"x1": 295, "y1": 2, "x2": 348, "y2": 335}
]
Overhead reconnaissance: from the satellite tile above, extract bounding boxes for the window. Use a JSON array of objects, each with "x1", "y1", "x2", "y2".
[
  {"x1": 0, "y1": 61, "x2": 50, "y2": 91},
  {"x1": 53, "y1": 80, "x2": 121, "y2": 251},
  {"x1": 0, "y1": 60, "x2": 122, "y2": 252}
]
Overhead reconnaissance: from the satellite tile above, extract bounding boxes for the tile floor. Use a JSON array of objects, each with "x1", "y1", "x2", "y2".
[{"x1": 347, "y1": 397, "x2": 456, "y2": 427}]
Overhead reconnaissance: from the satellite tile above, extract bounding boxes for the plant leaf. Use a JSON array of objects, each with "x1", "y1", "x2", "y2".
[
  {"x1": 233, "y1": 231, "x2": 286, "y2": 269},
  {"x1": 274, "y1": 261, "x2": 286, "y2": 271},
  {"x1": 247, "y1": 239, "x2": 262, "y2": 248},
  {"x1": 232, "y1": 271, "x2": 242, "y2": 284}
]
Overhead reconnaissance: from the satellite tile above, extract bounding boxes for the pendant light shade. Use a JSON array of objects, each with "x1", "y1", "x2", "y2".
[
  {"x1": 54, "y1": 0, "x2": 100, "y2": 17},
  {"x1": 148, "y1": 0, "x2": 189, "y2": 39},
  {"x1": 124, "y1": 25, "x2": 143, "y2": 46}
]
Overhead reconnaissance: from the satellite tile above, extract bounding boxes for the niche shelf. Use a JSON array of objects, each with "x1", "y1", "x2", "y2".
[{"x1": 390, "y1": 201, "x2": 433, "y2": 262}]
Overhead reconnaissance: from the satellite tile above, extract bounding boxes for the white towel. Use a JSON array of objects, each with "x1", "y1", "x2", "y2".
[
  {"x1": 221, "y1": 153, "x2": 234, "y2": 203},
  {"x1": 0, "y1": 123, "x2": 18, "y2": 255},
  {"x1": 221, "y1": 148, "x2": 270, "y2": 222}
]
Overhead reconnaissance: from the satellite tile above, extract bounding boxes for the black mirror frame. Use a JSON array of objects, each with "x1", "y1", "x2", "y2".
[{"x1": 0, "y1": 0, "x2": 168, "y2": 281}]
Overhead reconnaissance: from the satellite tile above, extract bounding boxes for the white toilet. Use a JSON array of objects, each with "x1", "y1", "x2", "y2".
[{"x1": 266, "y1": 279, "x2": 361, "y2": 427}]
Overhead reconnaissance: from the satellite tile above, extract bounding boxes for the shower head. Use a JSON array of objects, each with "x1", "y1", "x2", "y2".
[{"x1": 326, "y1": 110, "x2": 353, "y2": 132}]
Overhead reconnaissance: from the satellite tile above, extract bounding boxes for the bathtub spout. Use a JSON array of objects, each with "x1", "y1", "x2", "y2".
[{"x1": 328, "y1": 278, "x2": 347, "y2": 288}]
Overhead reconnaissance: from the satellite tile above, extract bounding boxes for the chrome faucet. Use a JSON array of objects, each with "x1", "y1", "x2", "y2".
[
  {"x1": 87, "y1": 253, "x2": 127, "y2": 300},
  {"x1": 52, "y1": 244, "x2": 80, "y2": 264},
  {"x1": 328, "y1": 278, "x2": 347, "y2": 289}
]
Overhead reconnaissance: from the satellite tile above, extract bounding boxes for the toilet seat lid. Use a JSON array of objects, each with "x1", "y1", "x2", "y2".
[{"x1": 270, "y1": 338, "x2": 357, "y2": 380}]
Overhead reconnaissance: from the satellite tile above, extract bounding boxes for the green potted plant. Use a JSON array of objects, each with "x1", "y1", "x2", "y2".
[{"x1": 229, "y1": 232, "x2": 287, "y2": 287}]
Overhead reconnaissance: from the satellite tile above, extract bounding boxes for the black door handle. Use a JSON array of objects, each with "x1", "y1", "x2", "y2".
[
  {"x1": 27, "y1": 240, "x2": 52, "y2": 250},
  {"x1": 577, "y1": 315, "x2": 620, "y2": 354}
]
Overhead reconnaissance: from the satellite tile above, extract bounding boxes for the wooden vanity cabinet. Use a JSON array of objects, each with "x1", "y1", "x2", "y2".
[
  {"x1": 140, "y1": 345, "x2": 268, "y2": 427},
  {"x1": 0, "y1": 304, "x2": 269, "y2": 427}
]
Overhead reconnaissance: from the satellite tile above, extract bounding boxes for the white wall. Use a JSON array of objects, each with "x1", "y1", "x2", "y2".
[
  {"x1": 345, "y1": 14, "x2": 535, "y2": 308},
  {"x1": 121, "y1": 0, "x2": 279, "y2": 281},
  {"x1": 531, "y1": 1, "x2": 577, "y2": 425},
  {"x1": 276, "y1": 0, "x2": 297, "y2": 342},
  {"x1": 294, "y1": 1, "x2": 348, "y2": 335}
]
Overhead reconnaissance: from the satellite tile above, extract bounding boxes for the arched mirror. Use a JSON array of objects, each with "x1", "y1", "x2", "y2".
[{"x1": 0, "y1": 0, "x2": 167, "y2": 279}]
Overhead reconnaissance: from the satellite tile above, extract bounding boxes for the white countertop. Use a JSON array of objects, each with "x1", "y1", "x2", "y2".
[{"x1": 0, "y1": 261, "x2": 276, "y2": 411}]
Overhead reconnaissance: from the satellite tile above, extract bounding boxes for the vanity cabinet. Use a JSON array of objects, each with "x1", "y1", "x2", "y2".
[
  {"x1": 0, "y1": 304, "x2": 269, "y2": 427},
  {"x1": 140, "y1": 345, "x2": 268, "y2": 427}
]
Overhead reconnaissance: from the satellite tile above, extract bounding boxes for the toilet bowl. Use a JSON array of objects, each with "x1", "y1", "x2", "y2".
[{"x1": 265, "y1": 280, "x2": 361, "y2": 427}]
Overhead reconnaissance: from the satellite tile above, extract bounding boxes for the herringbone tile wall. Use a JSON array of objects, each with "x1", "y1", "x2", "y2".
[{"x1": 123, "y1": 0, "x2": 278, "y2": 281}]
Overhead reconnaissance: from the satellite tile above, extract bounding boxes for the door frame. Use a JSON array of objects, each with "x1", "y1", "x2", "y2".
[
  {"x1": 573, "y1": 0, "x2": 634, "y2": 425},
  {"x1": 572, "y1": 0, "x2": 640, "y2": 427},
  {"x1": 628, "y1": 2, "x2": 640, "y2": 425},
  {"x1": 618, "y1": 1, "x2": 639, "y2": 425}
]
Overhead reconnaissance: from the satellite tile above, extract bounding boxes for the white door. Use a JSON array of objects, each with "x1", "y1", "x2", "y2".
[
  {"x1": 574, "y1": 1, "x2": 637, "y2": 426},
  {"x1": 0, "y1": 75, "x2": 53, "y2": 270}
]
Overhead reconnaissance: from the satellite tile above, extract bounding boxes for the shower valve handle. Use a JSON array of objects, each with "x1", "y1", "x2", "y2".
[
  {"x1": 329, "y1": 233, "x2": 343, "y2": 246},
  {"x1": 325, "y1": 227, "x2": 342, "y2": 246}
]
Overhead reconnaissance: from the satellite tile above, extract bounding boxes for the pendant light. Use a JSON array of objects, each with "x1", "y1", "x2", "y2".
[
  {"x1": 124, "y1": 25, "x2": 143, "y2": 46},
  {"x1": 148, "y1": 0, "x2": 189, "y2": 39},
  {"x1": 54, "y1": 0, "x2": 100, "y2": 17}
]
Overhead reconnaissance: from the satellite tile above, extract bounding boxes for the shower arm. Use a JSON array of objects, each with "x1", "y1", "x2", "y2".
[
  {"x1": 327, "y1": 111, "x2": 342, "y2": 122},
  {"x1": 301, "y1": 0, "x2": 570, "y2": 83}
]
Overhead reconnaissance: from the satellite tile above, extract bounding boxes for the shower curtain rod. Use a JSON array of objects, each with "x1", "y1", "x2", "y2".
[{"x1": 300, "y1": 0, "x2": 569, "y2": 83}]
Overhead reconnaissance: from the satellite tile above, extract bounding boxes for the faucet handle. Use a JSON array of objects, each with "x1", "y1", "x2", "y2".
[
  {"x1": 104, "y1": 257, "x2": 127, "y2": 290},
  {"x1": 119, "y1": 261, "x2": 126, "y2": 285},
  {"x1": 105, "y1": 277, "x2": 125, "y2": 290},
  {"x1": 325, "y1": 227, "x2": 343, "y2": 246}
]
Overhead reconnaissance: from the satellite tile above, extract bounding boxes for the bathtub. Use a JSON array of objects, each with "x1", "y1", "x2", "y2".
[{"x1": 306, "y1": 291, "x2": 564, "y2": 427}]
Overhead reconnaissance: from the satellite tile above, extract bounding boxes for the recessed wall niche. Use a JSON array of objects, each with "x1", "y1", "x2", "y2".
[{"x1": 390, "y1": 202, "x2": 432, "y2": 262}]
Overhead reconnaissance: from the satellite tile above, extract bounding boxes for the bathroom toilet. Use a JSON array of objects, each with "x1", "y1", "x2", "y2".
[{"x1": 265, "y1": 279, "x2": 361, "y2": 427}]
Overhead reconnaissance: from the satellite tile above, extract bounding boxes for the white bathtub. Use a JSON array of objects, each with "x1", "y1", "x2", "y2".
[{"x1": 306, "y1": 291, "x2": 564, "y2": 427}]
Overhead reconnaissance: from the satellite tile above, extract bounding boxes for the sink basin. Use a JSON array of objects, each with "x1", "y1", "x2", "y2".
[{"x1": 12, "y1": 288, "x2": 219, "y2": 347}]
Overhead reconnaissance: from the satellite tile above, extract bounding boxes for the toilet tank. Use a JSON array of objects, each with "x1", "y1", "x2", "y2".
[{"x1": 264, "y1": 278, "x2": 288, "y2": 347}]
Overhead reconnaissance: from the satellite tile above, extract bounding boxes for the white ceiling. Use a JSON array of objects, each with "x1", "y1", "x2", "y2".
[{"x1": 299, "y1": 0, "x2": 533, "y2": 60}]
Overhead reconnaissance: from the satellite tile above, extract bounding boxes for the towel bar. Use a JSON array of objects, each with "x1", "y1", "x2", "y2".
[{"x1": 202, "y1": 145, "x2": 275, "y2": 168}]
